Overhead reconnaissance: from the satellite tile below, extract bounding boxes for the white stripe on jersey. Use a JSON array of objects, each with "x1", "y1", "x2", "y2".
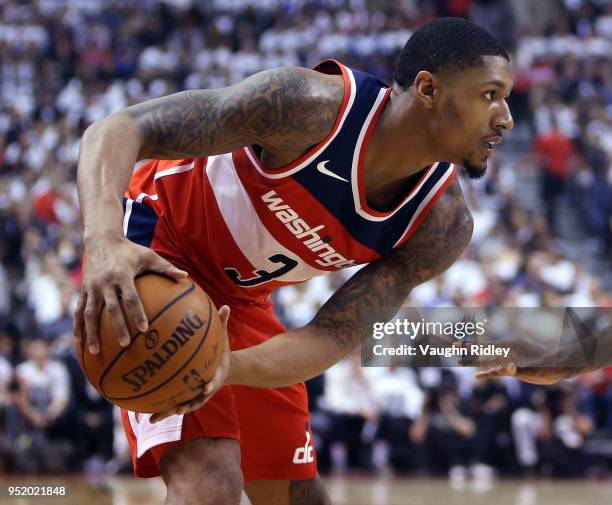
[
  {"x1": 242, "y1": 67, "x2": 357, "y2": 179},
  {"x1": 205, "y1": 154, "x2": 329, "y2": 284},
  {"x1": 393, "y1": 164, "x2": 456, "y2": 247},
  {"x1": 136, "y1": 192, "x2": 158, "y2": 204},
  {"x1": 154, "y1": 160, "x2": 195, "y2": 181},
  {"x1": 123, "y1": 198, "x2": 134, "y2": 236}
]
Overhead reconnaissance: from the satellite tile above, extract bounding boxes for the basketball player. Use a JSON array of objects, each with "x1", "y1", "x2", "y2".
[{"x1": 74, "y1": 18, "x2": 513, "y2": 505}]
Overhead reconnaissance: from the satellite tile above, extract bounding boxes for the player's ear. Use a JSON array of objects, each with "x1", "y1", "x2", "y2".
[{"x1": 413, "y1": 71, "x2": 439, "y2": 109}]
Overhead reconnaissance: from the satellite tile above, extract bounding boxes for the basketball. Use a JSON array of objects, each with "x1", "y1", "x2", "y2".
[{"x1": 75, "y1": 274, "x2": 224, "y2": 413}]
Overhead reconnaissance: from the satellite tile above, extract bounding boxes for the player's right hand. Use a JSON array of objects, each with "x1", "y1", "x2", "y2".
[{"x1": 73, "y1": 236, "x2": 188, "y2": 355}]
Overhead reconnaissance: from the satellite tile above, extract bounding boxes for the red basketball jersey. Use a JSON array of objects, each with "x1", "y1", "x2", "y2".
[{"x1": 125, "y1": 60, "x2": 456, "y2": 305}]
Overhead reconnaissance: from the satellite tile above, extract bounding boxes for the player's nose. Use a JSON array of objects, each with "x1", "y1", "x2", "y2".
[{"x1": 495, "y1": 101, "x2": 514, "y2": 131}]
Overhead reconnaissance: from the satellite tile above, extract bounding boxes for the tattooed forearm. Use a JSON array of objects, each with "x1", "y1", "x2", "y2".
[
  {"x1": 310, "y1": 179, "x2": 474, "y2": 352},
  {"x1": 125, "y1": 67, "x2": 343, "y2": 160}
]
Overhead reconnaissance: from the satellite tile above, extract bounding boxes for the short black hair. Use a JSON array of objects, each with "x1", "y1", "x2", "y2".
[{"x1": 393, "y1": 17, "x2": 509, "y2": 91}]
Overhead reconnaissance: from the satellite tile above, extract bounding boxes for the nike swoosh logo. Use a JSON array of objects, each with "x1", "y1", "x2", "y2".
[{"x1": 316, "y1": 160, "x2": 349, "y2": 183}]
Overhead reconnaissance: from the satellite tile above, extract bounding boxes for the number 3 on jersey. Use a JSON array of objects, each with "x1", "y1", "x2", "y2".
[{"x1": 224, "y1": 253, "x2": 298, "y2": 287}]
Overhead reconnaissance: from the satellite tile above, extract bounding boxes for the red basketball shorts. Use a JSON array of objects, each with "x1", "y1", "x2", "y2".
[{"x1": 119, "y1": 197, "x2": 317, "y2": 481}]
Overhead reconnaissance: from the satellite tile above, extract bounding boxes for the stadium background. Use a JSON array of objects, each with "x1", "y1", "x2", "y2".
[{"x1": 0, "y1": 0, "x2": 611, "y2": 502}]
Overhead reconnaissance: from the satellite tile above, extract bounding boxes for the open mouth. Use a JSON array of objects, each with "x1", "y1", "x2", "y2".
[
  {"x1": 481, "y1": 143, "x2": 495, "y2": 155},
  {"x1": 480, "y1": 137, "x2": 503, "y2": 154}
]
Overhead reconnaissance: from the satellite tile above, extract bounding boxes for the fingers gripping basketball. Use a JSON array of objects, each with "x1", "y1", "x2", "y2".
[{"x1": 75, "y1": 274, "x2": 224, "y2": 413}]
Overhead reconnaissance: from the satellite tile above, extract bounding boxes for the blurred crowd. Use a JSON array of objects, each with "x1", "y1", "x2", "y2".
[
  {"x1": 305, "y1": 355, "x2": 612, "y2": 480},
  {"x1": 0, "y1": 0, "x2": 611, "y2": 477}
]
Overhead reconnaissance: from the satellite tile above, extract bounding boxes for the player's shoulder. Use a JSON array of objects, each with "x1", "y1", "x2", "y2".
[
  {"x1": 370, "y1": 176, "x2": 472, "y2": 283},
  {"x1": 246, "y1": 65, "x2": 344, "y2": 108},
  {"x1": 400, "y1": 176, "x2": 473, "y2": 253},
  {"x1": 436, "y1": 176, "x2": 471, "y2": 216},
  {"x1": 235, "y1": 66, "x2": 345, "y2": 152},
  {"x1": 429, "y1": 176, "x2": 473, "y2": 242}
]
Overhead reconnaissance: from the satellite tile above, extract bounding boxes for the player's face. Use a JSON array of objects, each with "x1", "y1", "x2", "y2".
[{"x1": 437, "y1": 56, "x2": 514, "y2": 179}]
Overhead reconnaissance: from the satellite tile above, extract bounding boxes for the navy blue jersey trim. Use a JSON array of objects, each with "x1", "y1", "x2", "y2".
[
  {"x1": 292, "y1": 163, "x2": 452, "y2": 256},
  {"x1": 123, "y1": 198, "x2": 158, "y2": 248}
]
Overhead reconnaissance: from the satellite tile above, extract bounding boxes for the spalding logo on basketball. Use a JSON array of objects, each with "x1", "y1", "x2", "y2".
[{"x1": 75, "y1": 274, "x2": 224, "y2": 414}]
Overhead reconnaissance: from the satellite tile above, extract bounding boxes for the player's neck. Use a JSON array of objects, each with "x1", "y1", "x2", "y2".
[{"x1": 364, "y1": 88, "x2": 439, "y2": 202}]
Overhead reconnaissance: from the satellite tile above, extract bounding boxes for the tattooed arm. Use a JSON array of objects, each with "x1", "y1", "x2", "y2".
[
  {"x1": 78, "y1": 67, "x2": 342, "y2": 243},
  {"x1": 226, "y1": 179, "x2": 474, "y2": 388},
  {"x1": 75, "y1": 68, "x2": 342, "y2": 352}
]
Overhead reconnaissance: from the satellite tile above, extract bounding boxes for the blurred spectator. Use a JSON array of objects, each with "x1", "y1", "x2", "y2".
[
  {"x1": 465, "y1": 379, "x2": 515, "y2": 476},
  {"x1": 10, "y1": 338, "x2": 72, "y2": 472},
  {"x1": 577, "y1": 369, "x2": 612, "y2": 431},
  {"x1": 369, "y1": 365, "x2": 424, "y2": 472},
  {"x1": 409, "y1": 384, "x2": 477, "y2": 480},
  {"x1": 64, "y1": 353, "x2": 113, "y2": 474},
  {"x1": 512, "y1": 384, "x2": 594, "y2": 477},
  {"x1": 470, "y1": 0, "x2": 516, "y2": 51},
  {"x1": 532, "y1": 117, "x2": 576, "y2": 233},
  {"x1": 322, "y1": 353, "x2": 378, "y2": 472},
  {"x1": 26, "y1": 252, "x2": 67, "y2": 327}
]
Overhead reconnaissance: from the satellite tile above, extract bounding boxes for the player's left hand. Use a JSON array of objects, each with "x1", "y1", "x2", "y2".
[
  {"x1": 151, "y1": 305, "x2": 231, "y2": 424},
  {"x1": 454, "y1": 339, "x2": 581, "y2": 385}
]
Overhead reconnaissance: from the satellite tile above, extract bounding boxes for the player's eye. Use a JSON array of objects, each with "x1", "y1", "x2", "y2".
[{"x1": 484, "y1": 90, "x2": 496, "y2": 101}]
